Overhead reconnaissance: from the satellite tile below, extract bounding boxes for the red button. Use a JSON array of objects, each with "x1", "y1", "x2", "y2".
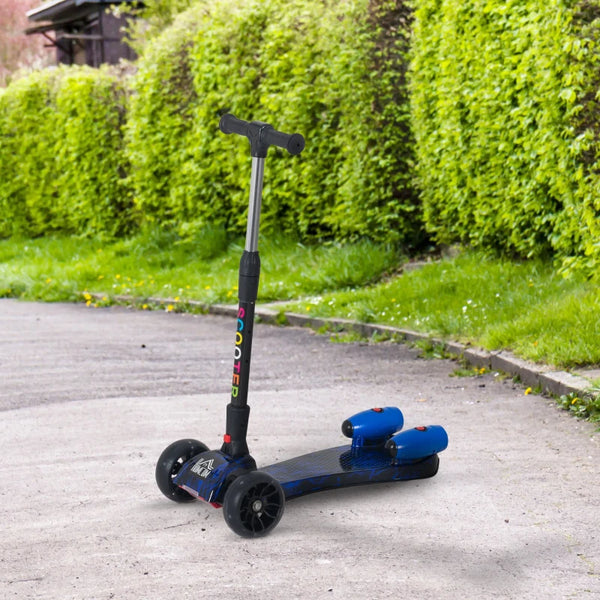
[
  {"x1": 415, "y1": 426, "x2": 427, "y2": 432},
  {"x1": 223, "y1": 434, "x2": 232, "y2": 443},
  {"x1": 372, "y1": 408, "x2": 383, "y2": 413}
]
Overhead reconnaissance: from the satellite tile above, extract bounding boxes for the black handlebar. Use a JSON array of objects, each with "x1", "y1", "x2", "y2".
[{"x1": 219, "y1": 113, "x2": 305, "y2": 158}]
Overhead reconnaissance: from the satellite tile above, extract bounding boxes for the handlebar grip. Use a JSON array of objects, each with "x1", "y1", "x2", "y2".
[
  {"x1": 219, "y1": 113, "x2": 305, "y2": 158},
  {"x1": 219, "y1": 113, "x2": 249, "y2": 137},
  {"x1": 263, "y1": 128, "x2": 305, "y2": 156}
]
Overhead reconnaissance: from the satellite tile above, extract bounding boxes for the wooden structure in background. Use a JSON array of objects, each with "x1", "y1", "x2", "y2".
[{"x1": 25, "y1": 0, "x2": 138, "y2": 67}]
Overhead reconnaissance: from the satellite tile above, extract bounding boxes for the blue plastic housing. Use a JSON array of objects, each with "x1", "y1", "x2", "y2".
[
  {"x1": 341, "y1": 407, "x2": 404, "y2": 448},
  {"x1": 385, "y1": 425, "x2": 448, "y2": 463}
]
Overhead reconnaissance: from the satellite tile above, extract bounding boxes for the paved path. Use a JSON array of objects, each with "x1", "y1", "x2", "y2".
[{"x1": 1, "y1": 299, "x2": 598, "y2": 599}]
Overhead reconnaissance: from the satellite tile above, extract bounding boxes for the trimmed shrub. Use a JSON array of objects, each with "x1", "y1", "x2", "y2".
[
  {"x1": 54, "y1": 67, "x2": 132, "y2": 236},
  {"x1": 410, "y1": 0, "x2": 600, "y2": 273},
  {"x1": 2, "y1": 0, "x2": 418, "y2": 247},
  {"x1": 0, "y1": 69, "x2": 61, "y2": 236},
  {"x1": 560, "y1": 1, "x2": 600, "y2": 275},
  {"x1": 126, "y1": 0, "x2": 421, "y2": 247},
  {"x1": 6, "y1": 0, "x2": 600, "y2": 278},
  {"x1": 0, "y1": 66, "x2": 132, "y2": 237}
]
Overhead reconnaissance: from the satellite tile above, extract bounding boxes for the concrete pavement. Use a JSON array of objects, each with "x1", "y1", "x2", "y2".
[{"x1": 1, "y1": 299, "x2": 598, "y2": 599}]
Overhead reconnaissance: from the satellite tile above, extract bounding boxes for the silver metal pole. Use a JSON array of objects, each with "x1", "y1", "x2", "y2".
[{"x1": 245, "y1": 157, "x2": 265, "y2": 252}]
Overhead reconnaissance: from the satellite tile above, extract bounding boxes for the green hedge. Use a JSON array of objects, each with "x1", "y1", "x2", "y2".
[
  {"x1": 5, "y1": 0, "x2": 600, "y2": 276},
  {"x1": 0, "y1": 70, "x2": 58, "y2": 237},
  {"x1": 0, "y1": 66, "x2": 132, "y2": 237},
  {"x1": 410, "y1": 0, "x2": 600, "y2": 273},
  {"x1": 54, "y1": 67, "x2": 132, "y2": 236},
  {"x1": 126, "y1": 0, "x2": 420, "y2": 246}
]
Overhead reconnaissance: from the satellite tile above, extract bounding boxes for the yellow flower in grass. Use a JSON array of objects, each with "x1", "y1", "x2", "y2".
[{"x1": 524, "y1": 387, "x2": 532, "y2": 395}]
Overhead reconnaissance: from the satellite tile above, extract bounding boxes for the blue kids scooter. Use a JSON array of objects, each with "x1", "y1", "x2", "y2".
[{"x1": 155, "y1": 114, "x2": 449, "y2": 537}]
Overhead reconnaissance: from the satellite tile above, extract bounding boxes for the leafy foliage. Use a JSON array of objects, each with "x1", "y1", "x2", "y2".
[
  {"x1": 0, "y1": 66, "x2": 132, "y2": 237},
  {"x1": 558, "y1": 389, "x2": 600, "y2": 422},
  {"x1": 409, "y1": 0, "x2": 600, "y2": 274},
  {"x1": 124, "y1": 0, "x2": 199, "y2": 52},
  {"x1": 0, "y1": 69, "x2": 62, "y2": 237},
  {"x1": 7, "y1": 0, "x2": 600, "y2": 275},
  {"x1": 126, "y1": 0, "x2": 420, "y2": 246}
]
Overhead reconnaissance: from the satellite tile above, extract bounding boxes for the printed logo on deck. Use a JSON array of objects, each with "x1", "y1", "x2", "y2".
[{"x1": 191, "y1": 458, "x2": 215, "y2": 479}]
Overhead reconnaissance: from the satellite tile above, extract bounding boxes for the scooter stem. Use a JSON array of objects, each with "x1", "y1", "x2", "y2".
[
  {"x1": 218, "y1": 114, "x2": 304, "y2": 459},
  {"x1": 246, "y1": 157, "x2": 265, "y2": 253},
  {"x1": 222, "y1": 159, "x2": 264, "y2": 458}
]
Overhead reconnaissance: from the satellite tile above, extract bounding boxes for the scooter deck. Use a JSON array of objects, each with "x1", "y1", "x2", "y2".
[{"x1": 261, "y1": 445, "x2": 440, "y2": 500}]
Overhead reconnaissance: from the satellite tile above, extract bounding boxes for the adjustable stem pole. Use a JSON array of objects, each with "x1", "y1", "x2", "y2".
[
  {"x1": 218, "y1": 114, "x2": 304, "y2": 459},
  {"x1": 246, "y1": 157, "x2": 264, "y2": 253},
  {"x1": 221, "y1": 158, "x2": 264, "y2": 458}
]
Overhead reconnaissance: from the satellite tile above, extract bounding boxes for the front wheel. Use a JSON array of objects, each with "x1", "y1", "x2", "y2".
[
  {"x1": 155, "y1": 438, "x2": 209, "y2": 502},
  {"x1": 223, "y1": 471, "x2": 285, "y2": 538}
]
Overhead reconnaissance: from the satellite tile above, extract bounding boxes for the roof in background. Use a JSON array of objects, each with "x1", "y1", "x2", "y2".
[{"x1": 27, "y1": 0, "x2": 136, "y2": 23}]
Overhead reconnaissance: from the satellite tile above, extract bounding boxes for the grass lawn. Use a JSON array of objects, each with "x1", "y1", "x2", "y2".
[
  {"x1": 1, "y1": 229, "x2": 598, "y2": 370},
  {"x1": 281, "y1": 252, "x2": 600, "y2": 369}
]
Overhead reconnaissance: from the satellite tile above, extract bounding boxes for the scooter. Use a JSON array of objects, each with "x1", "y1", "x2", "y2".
[{"x1": 155, "y1": 114, "x2": 449, "y2": 537}]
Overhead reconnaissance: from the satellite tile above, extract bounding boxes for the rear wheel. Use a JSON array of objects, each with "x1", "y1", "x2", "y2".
[
  {"x1": 223, "y1": 471, "x2": 285, "y2": 538},
  {"x1": 155, "y1": 438, "x2": 209, "y2": 502}
]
